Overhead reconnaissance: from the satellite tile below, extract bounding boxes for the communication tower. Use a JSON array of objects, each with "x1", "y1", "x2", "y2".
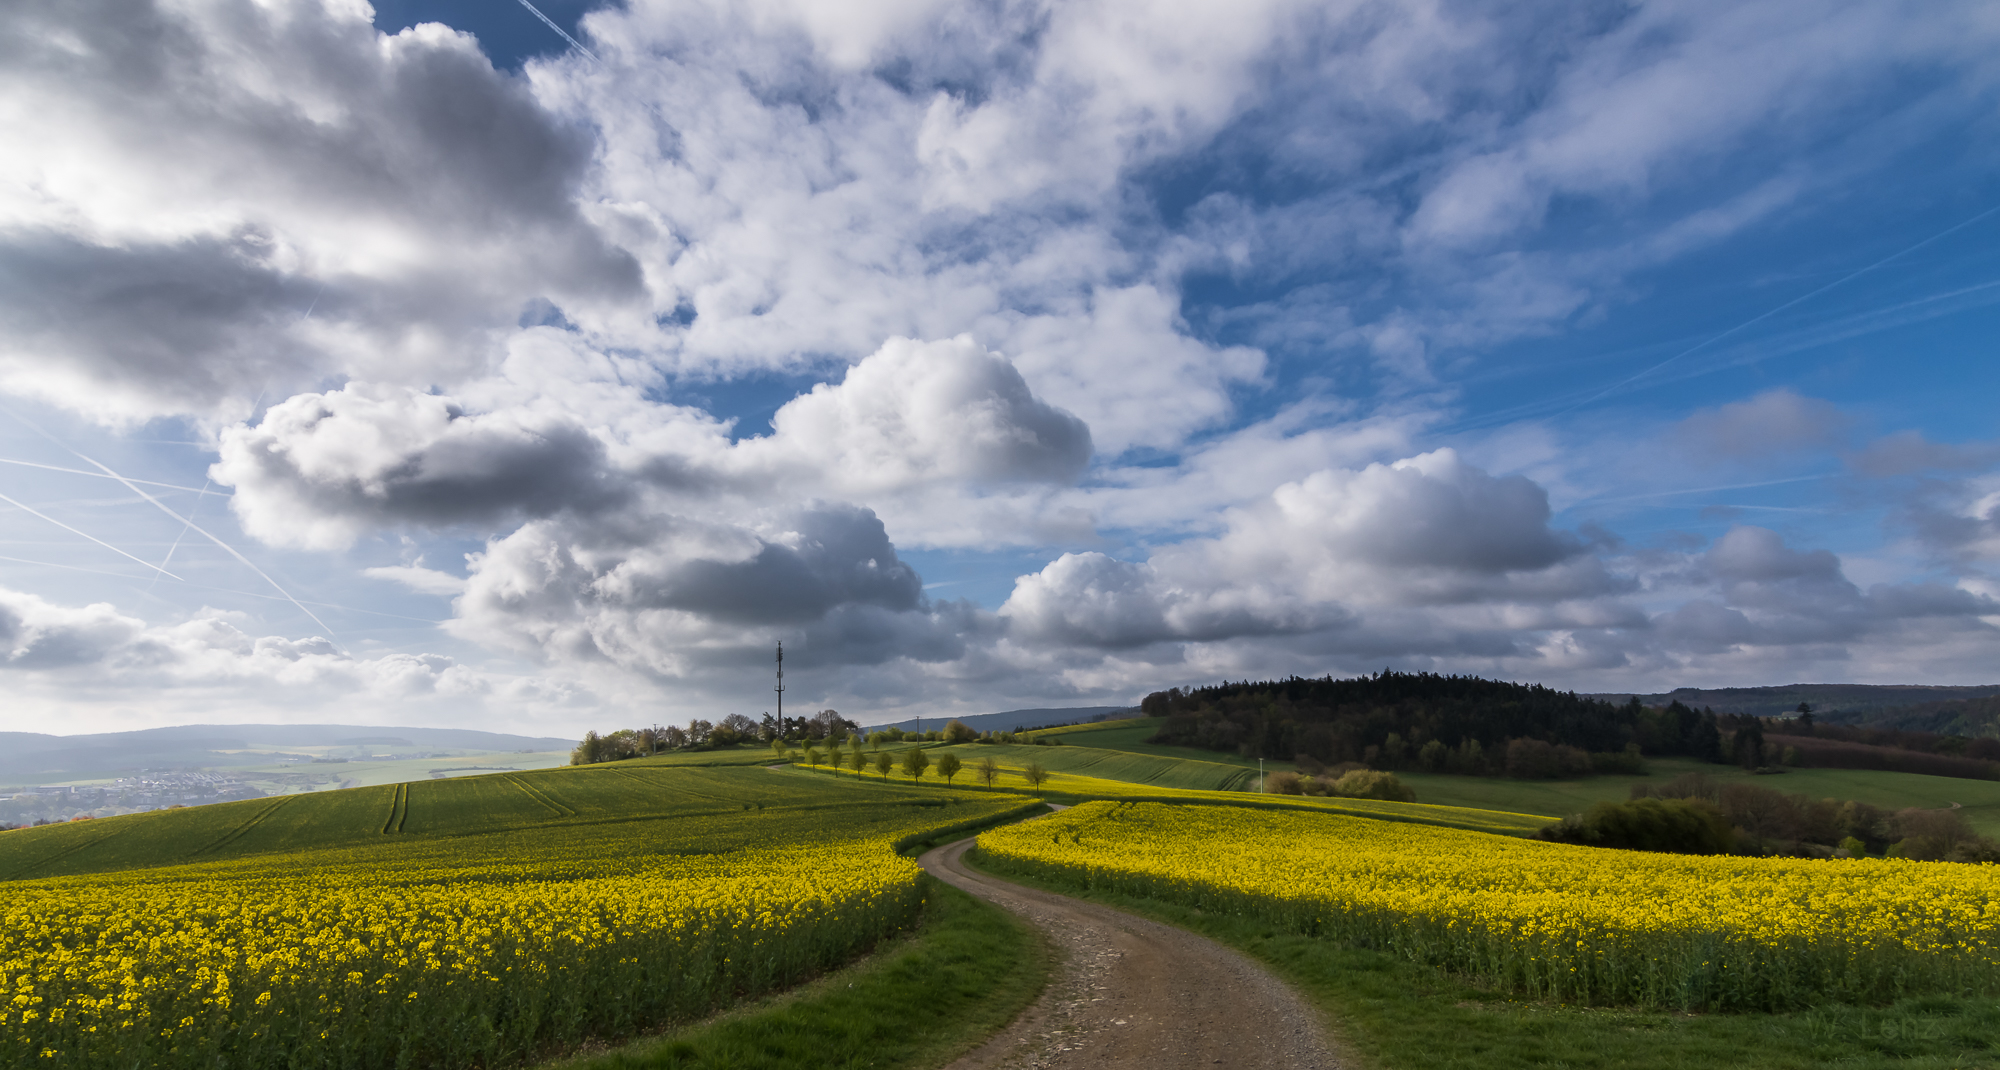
[{"x1": 774, "y1": 641, "x2": 785, "y2": 723}]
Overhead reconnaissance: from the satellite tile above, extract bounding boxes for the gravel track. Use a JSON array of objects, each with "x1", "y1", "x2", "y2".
[{"x1": 919, "y1": 817, "x2": 1342, "y2": 1070}]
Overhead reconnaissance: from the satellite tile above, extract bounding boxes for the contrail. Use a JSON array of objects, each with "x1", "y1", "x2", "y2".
[
  {"x1": 0, "y1": 406, "x2": 342, "y2": 643},
  {"x1": 150, "y1": 477, "x2": 211, "y2": 590},
  {"x1": 0, "y1": 555, "x2": 446, "y2": 624},
  {"x1": 0, "y1": 457, "x2": 224, "y2": 495},
  {"x1": 515, "y1": 0, "x2": 599, "y2": 60},
  {"x1": 1557, "y1": 201, "x2": 2000, "y2": 417},
  {"x1": 0, "y1": 492, "x2": 182, "y2": 580},
  {"x1": 64, "y1": 452, "x2": 343, "y2": 643}
]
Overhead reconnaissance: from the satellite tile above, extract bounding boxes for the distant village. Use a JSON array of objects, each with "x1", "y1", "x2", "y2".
[
  {"x1": 3, "y1": 773, "x2": 265, "y2": 828},
  {"x1": 0, "y1": 749, "x2": 481, "y2": 829}
]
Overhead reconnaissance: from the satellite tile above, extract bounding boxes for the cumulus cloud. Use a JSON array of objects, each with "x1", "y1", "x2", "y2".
[
  {"x1": 744, "y1": 335, "x2": 1092, "y2": 490},
  {"x1": 1002, "y1": 449, "x2": 1606, "y2": 649},
  {"x1": 1674, "y1": 389, "x2": 1850, "y2": 461},
  {"x1": 212, "y1": 331, "x2": 1094, "y2": 551},
  {"x1": 1, "y1": 0, "x2": 639, "y2": 421},
  {"x1": 0, "y1": 586, "x2": 508, "y2": 707},
  {"x1": 450, "y1": 503, "x2": 981, "y2": 681}
]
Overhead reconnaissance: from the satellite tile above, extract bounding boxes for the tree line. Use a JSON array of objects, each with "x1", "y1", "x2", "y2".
[
  {"x1": 571, "y1": 709, "x2": 860, "y2": 765},
  {"x1": 1141, "y1": 672, "x2": 1729, "y2": 773}
]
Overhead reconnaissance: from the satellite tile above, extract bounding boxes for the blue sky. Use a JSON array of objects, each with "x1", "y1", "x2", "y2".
[{"x1": 2, "y1": 0, "x2": 1997, "y2": 734}]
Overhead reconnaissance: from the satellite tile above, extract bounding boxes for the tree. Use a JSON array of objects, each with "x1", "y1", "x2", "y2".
[
  {"x1": 803, "y1": 746, "x2": 821, "y2": 770},
  {"x1": 849, "y1": 749, "x2": 869, "y2": 777},
  {"x1": 943, "y1": 719, "x2": 977, "y2": 744},
  {"x1": 1024, "y1": 761, "x2": 1050, "y2": 796},
  {"x1": 1796, "y1": 701, "x2": 1815, "y2": 734},
  {"x1": 977, "y1": 756, "x2": 1000, "y2": 788},
  {"x1": 936, "y1": 752, "x2": 962, "y2": 786},
  {"x1": 901, "y1": 747, "x2": 930, "y2": 783},
  {"x1": 874, "y1": 751, "x2": 895, "y2": 778},
  {"x1": 1736, "y1": 717, "x2": 1767, "y2": 770},
  {"x1": 1690, "y1": 711, "x2": 1723, "y2": 763}
]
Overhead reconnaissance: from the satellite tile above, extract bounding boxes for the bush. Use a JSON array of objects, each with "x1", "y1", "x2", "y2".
[
  {"x1": 1886, "y1": 807, "x2": 1995, "y2": 861},
  {"x1": 1265, "y1": 771, "x2": 1302, "y2": 795},
  {"x1": 943, "y1": 719, "x2": 977, "y2": 744},
  {"x1": 1537, "y1": 798, "x2": 1733, "y2": 855},
  {"x1": 1504, "y1": 738, "x2": 1591, "y2": 779},
  {"x1": 1329, "y1": 770, "x2": 1416, "y2": 802},
  {"x1": 1589, "y1": 744, "x2": 1648, "y2": 775}
]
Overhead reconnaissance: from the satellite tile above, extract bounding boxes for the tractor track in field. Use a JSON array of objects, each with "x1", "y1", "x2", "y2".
[{"x1": 920, "y1": 817, "x2": 1342, "y2": 1070}]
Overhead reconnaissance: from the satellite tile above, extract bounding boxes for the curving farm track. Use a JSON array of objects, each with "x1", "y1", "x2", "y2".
[{"x1": 920, "y1": 821, "x2": 1342, "y2": 1070}]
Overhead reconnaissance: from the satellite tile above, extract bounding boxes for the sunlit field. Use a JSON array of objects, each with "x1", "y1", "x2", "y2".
[
  {"x1": 0, "y1": 765, "x2": 1037, "y2": 1069},
  {"x1": 976, "y1": 801, "x2": 2000, "y2": 1011}
]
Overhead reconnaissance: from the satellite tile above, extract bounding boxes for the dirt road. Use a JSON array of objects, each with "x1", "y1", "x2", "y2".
[{"x1": 919, "y1": 830, "x2": 1341, "y2": 1070}]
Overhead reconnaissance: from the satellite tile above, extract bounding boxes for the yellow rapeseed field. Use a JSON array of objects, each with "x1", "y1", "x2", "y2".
[
  {"x1": 977, "y1": 801, "x2": 2000, "y2": 1010},
  {"x1": 2, "y1": 791, "x2": 1036, "y2": 1069}
]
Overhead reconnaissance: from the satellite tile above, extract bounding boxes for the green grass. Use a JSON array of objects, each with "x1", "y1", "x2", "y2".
[
  {"x1": 0, "y1": 763, "x2": 998, "y2": 880},
  {"x1": 539, "y1": 879, "x2": 1049, "y2": 1070},
  {"x1": 786, "y1": 754, "x2": 1549, "y2": 836},
  {"x1": 923, "y1": 741, "x2": 1259, "y2": 790},
  {"x1": 1398, "y1": 757, "x2": 2000, "y2": 837},
  {"x1": 1021, "y1": 722, "x2": 2000, "y2": 838},
  {"x1": 1020, "y1": 717, "x2": 1303, "y2": 776},
  {"x1": 969, "y1": 853, "x2": 2000, "y2": 1070}
]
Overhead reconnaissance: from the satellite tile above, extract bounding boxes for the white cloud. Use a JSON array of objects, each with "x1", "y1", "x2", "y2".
[
  {"x1": 0, "y1": 587, "x2": 552, "y2": 729},
  {"x1": 0, "y1": 0, "x2": 641, "y2": 423},
  {"x1": 362, "y1": 564, "x2": 467, "y2": 596}
]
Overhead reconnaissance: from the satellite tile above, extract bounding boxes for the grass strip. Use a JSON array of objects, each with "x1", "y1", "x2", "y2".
[
  {"x1": 539, "y1": 878, "x2": 1049, "y2": 1070},
  {"x1": 968, "y1": 849, "x2": 2000, "y2": 1070}
]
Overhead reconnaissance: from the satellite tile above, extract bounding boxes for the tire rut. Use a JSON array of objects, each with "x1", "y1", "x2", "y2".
[{"x1": 919, "y1": 821, "x2": 1342, "y2": 1070}]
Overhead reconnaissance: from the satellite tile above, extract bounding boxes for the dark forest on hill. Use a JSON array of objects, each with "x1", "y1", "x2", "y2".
[{"x1": 1142, "y1": 672, "x2": 1723, "y2": 771}]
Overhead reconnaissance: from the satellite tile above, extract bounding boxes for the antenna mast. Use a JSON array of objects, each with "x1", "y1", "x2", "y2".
[{"x1": 774, "y1": 640, "x2": 785, "y2": 723}]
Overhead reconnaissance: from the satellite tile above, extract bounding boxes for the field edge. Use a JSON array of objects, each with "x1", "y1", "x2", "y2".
[{"x1": 534, "y1": 877, "x2": 1052, "y2": 1070}]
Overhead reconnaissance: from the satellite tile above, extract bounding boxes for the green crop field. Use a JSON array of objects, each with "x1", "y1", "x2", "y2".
[
  {"x1": 1398, "y1": 757, "x2": 2000, "y2": 837},
  {"x1": 924, "y1": 741, "x2": 1258, "y2": 790},
  {"x1": 1017, "y1": 720, "x2": 2000, "y2": 837},
  {"x1": 1021, "y1": 717, "x2": 1302, "y2": 775},
  {"x1": 0, "y1": 759, "x2": 996, "y2": 881},
  {"x1": 790, "y1": 747, "x2": 1548, "y2": 836}
]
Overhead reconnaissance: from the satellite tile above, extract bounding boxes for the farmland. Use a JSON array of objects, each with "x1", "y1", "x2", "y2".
[
  {"x1": 975, "y1": 801, "x2": 2000, "y2": 1011},
  {"x1": 0, "y1": 763, "x2": 1040, "y2": 1069},
  {"x1": 793, "y1": 745, "x2": 1550, "y2": 835},
  {"x1": 1019, "y1": 717, "x2": 2000, "y2": 836}
]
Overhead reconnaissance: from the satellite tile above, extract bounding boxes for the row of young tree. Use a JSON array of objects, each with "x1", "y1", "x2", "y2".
[
  {"x1": 1137, "y1": 672, "x2": 1837, "y2": 777},
  {"x1": 776, "y1": 735, "x2": 1056, "y2": 794}
]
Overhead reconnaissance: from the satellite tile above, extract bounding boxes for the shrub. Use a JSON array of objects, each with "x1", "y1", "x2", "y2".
[
  {"x1": 1329, "y1": 769, "x2": 1415, "y2": 802},
  {"x1": 1589, "y1": 744, "x2": 1648, "y2": 775},
  {"x1": 1538, "y1": 798, "x2": 1734, "y2": 855},
  {"x1": 1265, "y1": 771, "x2": 1302, "y2": 795},
  {"x1": 1504, "y1": 738, "x2": 1591, "y2": 779}
]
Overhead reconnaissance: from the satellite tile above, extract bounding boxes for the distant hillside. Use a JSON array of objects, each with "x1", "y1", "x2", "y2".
[
  {"x1": 861, "y1": 706, "x2": 1136, "y2": 735},
  {"x1": 1586, "y1": 684, "x2": 2000, "y2": 722},
  {"x1": 0, "y1": 723, "x2": 577, "y2": 783},
  {"x1": 1144, "y1": 673, "x2": 1701, "y2": 768}
]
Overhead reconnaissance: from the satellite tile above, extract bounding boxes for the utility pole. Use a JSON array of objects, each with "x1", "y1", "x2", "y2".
[{"x1": 774, "y1": 641, "x2": 785, "y2": 725}]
